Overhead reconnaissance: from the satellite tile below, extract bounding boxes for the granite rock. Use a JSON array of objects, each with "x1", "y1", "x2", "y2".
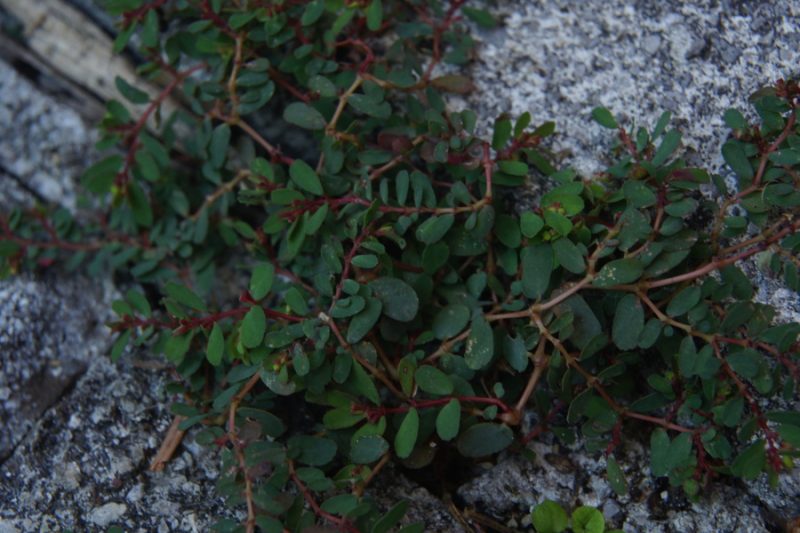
[
  {"x1": 2, "y1": 1, "x2": 800, "y2": 531},
  {"x1": 0, "y1": 274, "x2": 113, "y2": 461},
  {"x1": 459, "y1": 0, "x2": 800, "y2": 178},
  {"x1": 457, "y1": 436, "x2": 798, "y2": 533},
  {"x1": 0, "y1": 353, "x2": 240, "y2": 532},
  {"x1": 0, "y1": 57, "x2": 98, "y2": 211}
]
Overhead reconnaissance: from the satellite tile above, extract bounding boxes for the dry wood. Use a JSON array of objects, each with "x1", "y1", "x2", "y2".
[
  {"x1": 0, "y1": 0, "x2": 180, "y2": 123},
  {"x1": 149, "y1": 415, "x2": 186, "y2": 472}
]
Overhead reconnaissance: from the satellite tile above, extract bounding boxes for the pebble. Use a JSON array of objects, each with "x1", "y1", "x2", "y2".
[{"x1": 88, "y1": 502, "x2": 127, "y2": 527}]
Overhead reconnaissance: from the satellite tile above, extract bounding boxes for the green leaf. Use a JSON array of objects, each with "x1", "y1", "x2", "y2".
[
  {"x1": 768, "y1": 149, "x2": 800, "y2": 166},
  {"x1": 349, "y1": 94, "x2": 391, "y2": 118},
  {"x1": 623, "y1": 181, "x2": 657, "y2": 208},
  {"x1": 82, "y1": 155, "x2": 123, "y2": 194},
  {"x1": 289, "y1": 160, "x2": 324, "y2": 196},
  {"x1": 351, "y1": 435, "x2": 389, "y2": 464},
  {"x1": 331, "y1": 296, "x2": 366, "y2": 319},
  {"x1": 727, "y1": 349, "x2": 761, "y2": 379},
  {"x1": 666, "y1": 286, "x2": 701, "y2": 317},
  {"x1": 115, "y1": 76, "x2": 149, "y2": 104},
  {"x1": 371, "y1": 500, "x2": 409, "y2": 533},
  {"x1": 110, "y1": 330, "x2": 131, "y2": 362},
  {"x1": 730, "y1": 439, "x2": 766, "y2": 480},
  {"x1": 713, "y1": 396, "x2": 744, "y2": 427},
  {"x1": 206, "y1": 323, "x2": 224, "y2": 366},
  {"x1": 435, "y1": 399, "x2": 460, "y2": 441},
  {"x1": 520, "y1": 212, "x2": 545, "y2": 238},
  {"x1": 127, "y1": 182, "x2": 153, "y2": 227},
  {"x1": 135, "y1": 151, "x2": 159, "y2": 182},
  {"x1": 285, "y1": 287, "x2": 309, "y2": 315},
  {"x1": 165, "y1": 282, "x2": 207, "y2": 311},
  {"x1": 495, "y1": 214, "x2": 522, "y2": 248},
  {"x1": 593, "y1": 258, "x2": 643, "y2": 287},
  {"x1": 492, "y1": 118, "x2": 512, "y2": 150},
  {"x1": 651, "y1": 429, "x2": 693, "y2": 476},
  {"x1": 503, "y1": 334, "x2": 529, "y2": 372},
  {"x1": 498, "y1": 160, "x2": 528, "y2": 176},
  {"x1": 531, "y1": 500, "x2": 568, "y2": 533},
  {"x1": 352, "y1": 254, "x2": 378, "y2": 268},
  {"x1": 0, "y1": 240, "x2": 21, "y2": 257},
  {"x1": 126, "y1": 289, "x2": 151, "y2": 316},
  {"x1": 722, "y1": 140, "x2": 754, "y2": 181},
  {"x1": 462, "y1": 6, "x2": 496, "y2": 28},
  {"x1": 209, "y1": 123, "x2": 231, "y2": 169},
  {"x1": 651, "y1": 129, "x2": 681, "y2": 167},
  {"x1": 777, "y1": 424, "x2": 800, "y2": 447},
  {"x1": 606, "y1": 456, "x2": 627, "y2": 496},
  {"x1": 309, "y1": 75, "x2": 337, "y2": 99},
  {"x1": 650, "y1": 428, "x2": 671, "y2": 476},
  {"x1": 283, "y1": 102, "x2": 326, "y2": 130},
  {"x1": 414, "y1": 366, "x2": 453, "y2": 395},
  {"x1": 544, "y1": 210, "x2": 572, "y2": 236},
  {"x1": 249, "y1": 262, "x2": 275, "y2": 300},
  {"x1": 346, "y1": 297, "x2": 383, "y2": 343},
  {"x1": 416, "y1": 214, "x2": 455, "y2": 244},
  {"x1": 456, "y1": 423, "x2": 513, "y2": 457},
  {"x1": 723, "y1": 108, "x2": 748, "y2": 130},
  {"x1": 397, "y1": 356, "x2": 416, "y2": 397},
  {"x1": 365, "y1": 0, "x2": 383, "y2": 30},
  {"x1": 323, "y1": 407, "x2": 364, "y2": 429},
  {"x1": 571, "y1": 506, "x2": 605, "y2": 533},
  {"x1": 521, "y1": 244, "x2": 553, "y2": 299},
  {"x1": 552, "y1": 238, "x2": 585, "y2": 274},
  {"x1": 613, "y1": 295, "x2": 644, "y2": 350},
  {"x1": 164, "y1": 331, "x2": 194, "y2": 364},
  {"x1": 591, "y1": 107, "x2": 618, "y2": 129},
  {"x1": 394, "y1": 408, "x2": 419, "y2": 459},
  {"x1": 465, "y1": 315, "x2": 494, "y2": 370},
  {"x1": 255, "y1": 517, "x2": 284, "y2": 533},
  {"x1": 432, "y1": 304, "x2": 470, "y2": 340},
  {"x1": 289, "y1": 435, "x2": 337, "y2": 466},
  {"x1": 301, "y1": 0, "x2": 325, "y2": 25},
  {"x1": 369, "y1": 278, "x2": 418, "y2": 322},
  {"x1": 351, "y1": 359, "x2": 380, "y2": 405},
  {"x1": 241, "y1": 306, "x2": 266, "y2": 348}
]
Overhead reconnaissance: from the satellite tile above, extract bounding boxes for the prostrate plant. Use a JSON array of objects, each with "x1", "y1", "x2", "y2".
[
  {"x1": 1, "y1": 1, "x2": 799, "y2": 531},
  {"x1": 531, "y1": 500, "x2": 621, "y2": 533}
]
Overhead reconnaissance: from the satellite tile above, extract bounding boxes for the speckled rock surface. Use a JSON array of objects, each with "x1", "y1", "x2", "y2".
[
  {"x1": 457, "y1": 436, "x2": 799, "y2": 533},
  {"x1": 2, "y1": 1, "x2": 800, "y2": 531},
  {"x1": 0, "y1": 275, "x2": 113, "y2": 461},
  {"x1": 0, "y1": 57, "x2": 97, "y2": 210},
  {"x1": 0, "y1": 355, "x2": 239, "y2": 533},
  {"x1": 459, "y1": 0, "x2": 800, "y2": 178}
]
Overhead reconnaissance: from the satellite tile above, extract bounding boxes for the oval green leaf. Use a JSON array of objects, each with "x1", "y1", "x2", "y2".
[
  {"x1": 369, "y1": 277, "x2": 419, "y2": 322},
  {"x1": 241, "y1": 306, "x2": 266, "y2": 348},
  {"x1": 414, "y1": 365, "x2": 453, "y2": 396},
  {"x1": 435, "y1": 399, "x2": 460, "y2": 441},
  {"x1": 283, "y1": 102, "x2": 326, "y2": 130},
  {"x1": 351, "y1": 435, "x2": 389, "y2": 464},
  {"x1": 432, "y1": 304, "x2": 470, "y2": 340},
  {"x1": 394, "y1": 408, "x2": 419, "y2": 459},
  {"x1": 465, "y1": 315, "x2": 494, "y2": 370},
  {"x1": 290, "y1": 160, "x2": 324, "y2": 196},
  {"x1": 456, "y1": 423, "x2": 513, "y2": 457}
]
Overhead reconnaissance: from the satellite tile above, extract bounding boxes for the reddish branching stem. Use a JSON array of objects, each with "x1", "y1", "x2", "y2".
[
  {"x1": 288, "y1": 460, "x2": 359, "y2": 533},
  {"x1": 113, "y1": 295, "x2": 302, "y2": 335},
  {"x1": 354, "y1": 395, "x2": 512, "y2": 424},
  {"x1": 115, "y1": 64, "x2": 204, "y2": 190}
]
